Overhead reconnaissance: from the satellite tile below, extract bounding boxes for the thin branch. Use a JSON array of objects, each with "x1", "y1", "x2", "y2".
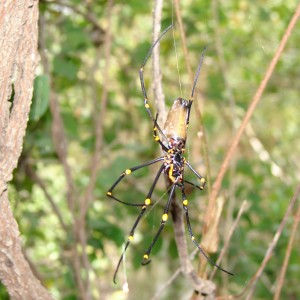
[
  {"x1": 202, "y1": 1, "x2": 300, "y2": 252},
  {"x1": 39, "y1": 10, "x2": 85, "y2": 299},
  {"x1": 210, "y1": 200, "x2": 248, "y2": 280},
  {"x1": 80, "y1": 0, "x2": 113, "y2": 226},
  {"x1": 211, "y1": 0, "x2": 238, "y2": 278},
  {"x1": 153, "y1": 0, "x2": 214, "y2": 296},
  {"x1": 245, "y1": 182, "x2": 300, "y2": 300},
  {"x1": 25, "y1": 162, "x2": 69, "y2": 233},
  {"x1": 174, "y1": 0, "x2": 212, "y2": 194},
  {"x1": 49, "y1": 0, "x2": 105, "y2": 34},
  {"x1": 152, "y1": 0, "x2": 167, "y2": 126},
  {"x1": 214, "y1": 184, "x2": 300, "y2": 300},
  {"x1": 153, "y1": 198, "x2": 248, "y2": 299},
  {"x1": 273, "y1": 194, "x2": 300, "y2": 299},
  {"x1": 77, "y1": 0, "x2": 113, "y2": 297},
  {"x1": 173, "y1": 3, "x2": 217, "y2": 293}
]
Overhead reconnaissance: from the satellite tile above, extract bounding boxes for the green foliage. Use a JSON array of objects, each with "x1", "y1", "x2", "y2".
[
  {"x1": 30, "y1": 75, "x2": 50, "y2": 121},
  {"x1": 6, "y1": 0, "x2": 300, "y2": 299}
]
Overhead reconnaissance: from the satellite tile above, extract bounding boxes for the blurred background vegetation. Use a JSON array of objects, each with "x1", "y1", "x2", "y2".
[{"x1": 3, "y1": 0, "x2": 300, "y2": 299}]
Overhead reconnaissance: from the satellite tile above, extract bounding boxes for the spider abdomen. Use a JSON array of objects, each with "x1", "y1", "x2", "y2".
[{"x1": 163, "y1": 97, "x2": 192, "y2": 147}]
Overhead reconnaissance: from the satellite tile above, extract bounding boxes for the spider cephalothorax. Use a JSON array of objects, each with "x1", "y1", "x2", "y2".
[{"x1": 163, "y1": 150, "x2": 185, "y2": 184}]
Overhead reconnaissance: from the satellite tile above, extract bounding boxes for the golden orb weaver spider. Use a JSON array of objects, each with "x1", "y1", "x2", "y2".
[{"x1": 107, "y1": 25, "x2": 233, "y2": 283}]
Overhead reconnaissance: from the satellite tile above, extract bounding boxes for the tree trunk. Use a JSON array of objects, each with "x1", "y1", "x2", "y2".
[{"x1": 0, "y1": 1, "x2": 53, "y2": 299}]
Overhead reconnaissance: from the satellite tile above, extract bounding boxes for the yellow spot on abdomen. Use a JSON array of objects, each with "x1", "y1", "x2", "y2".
[{"x1": 162, "y1": 214, "x2": 168, "y2": 222}]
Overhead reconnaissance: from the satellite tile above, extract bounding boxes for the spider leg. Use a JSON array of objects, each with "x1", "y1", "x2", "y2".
[
  {"x1": 107, "y1": 156, "x2": 164, "y2": 206},
  {"x1": 184, "y1": 179, "x2": 205, "y2": 191},
  {"x1": 113, "y1": 164, "x2": 165, "y2": 283},
  {"x1": 139, "y1": 25, "x2": 172, "y2": 142},
  {"x1": 141, "y1": 183, "x2": 176, "y2": 265},
  {"x1": 185, "y1": 47, "x2": 206, "y2": 131},
  {"x1": 185, "y1": 161, "x2": 206, "y2": 190},
  {"x1": 153, "y1": 113, "x2": 169, "y2": 152},
  {"x1": 181, "y1": 188, "x2": 234, "y2": 276},
  {"x1": 190, "y1": 47, "x2": 207, "y2": 101}
]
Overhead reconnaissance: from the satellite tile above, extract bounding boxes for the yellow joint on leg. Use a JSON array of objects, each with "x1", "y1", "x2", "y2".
[
  {"x1": 143, "y1": 254, "x2": 149, "y2": 260},
  {"x1": 162, "y1": 213, "x2": 168, "y2": 222},
  {"x1": 154, "y1": 136, "x2": 160, "y2": 141},
  {"x1": 145, "y1": 103, "x2": 150, "y2": 109},
  {"x1": 144, "y1": 198, "x2": 151, "y2": 206},
  {"x1": 107, "y1": 192, "x2": 112, "y2": 196},
  {"x1": 200, "y1": 178, "x2": 205, "y2": 184},
  {"x1": 191, "y1": 236, "x2": 195, "y2": 241},
  {"x1": 125, "y1": 169, "x2": 132, "y2": 175},
  {"x1": 128, "y1": 235, "x2": 134, "y2": 241},
  {"x1": 183, "y1": 199, "x2": 188, "y2": 206}
]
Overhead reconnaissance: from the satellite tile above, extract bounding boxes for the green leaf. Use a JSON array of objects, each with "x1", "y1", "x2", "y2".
[{"x1": 30, "y1": 75, "x2": 50, "y2": 121}]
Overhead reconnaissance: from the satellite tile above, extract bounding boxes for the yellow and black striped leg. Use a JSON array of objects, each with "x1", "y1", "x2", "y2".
[
  {"x1": 189, "y1": 47, "x2": 206, "y2": 101},
  {"x1": 113, "y1": 164, "x2": 165, "y2": 283},
  {"x1": 139, "y1": 24, "x2": 172, "y2": 122},
  {"x1": 107, "y1": 157, "x2": 164, "y2": 206},
  {"x1": 141, "y1": 183, "x2": 176, "y2": 265},
  {"x1": 139, "y1": 25, "x2": 172, "y2": 139},
  {"x1": 184, "y1": 179, "x2": 205, "y2": 191},
  {"x1": 185, "y1": 161, "x2": 206, "y2": 190},
  {"x1": 153, "y1": 113, "x2": 169, "y2": 151},
  {"x1": 186, "y1": 47, "x2": 206, "y2": 128},
  {"x1": 139, "y1": 67, "x2": 166, "y2": 140},
  {"x1": 181, "y1": 189, "x2": 233, "y2": 276}
]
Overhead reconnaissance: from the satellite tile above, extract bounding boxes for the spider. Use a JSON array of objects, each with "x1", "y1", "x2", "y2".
[{"x1": 107, "y1": 25, "x2": 233, "y2": 283}]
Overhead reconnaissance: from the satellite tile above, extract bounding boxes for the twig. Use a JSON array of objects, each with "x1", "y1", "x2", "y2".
[
  {"x1": 151, "y1": 269, "x2": 181, "y2": 300},
  {"x1": 80, "y1": 0, "x2": 113, "y2": 227},
  {"x1": 25, "y1": 162, "x2": 68, "y2": 233},
  {"x1": 77, "y1": 0, "x2": 113, "y2": 296},
  {"x1": 152, "y1": 0, "x2": 167, "y2": 125},
  {"x1": 152, "y1": 199, "x2": 248, "y2": 298},
  {"x1": 202, "y1": 1, "x2": 300, "y2": 252},
  {"x1": 49, "y1": 0, "x2": 105, "y2": 34},
  {"x1": 174, "y1": 1, "x2": 217, "y2": 289},
  {"x1": 273, "y1": 193, "x2": 300, "y2": 299},
  {"x1": 152, "y1": 0, "x2": 215, "y2": 296},
  {"x1": 214, "y1": 184, "x2": 300, "y2": 300},
  {"x1": 245, "y1": 182, "x2": 300, "y2": 300},
  {"x1": 39, "y1": 11, "x2": 85, "y2": 299},
  {"x1": 210, "y1": 200, "x2": 248, "y2": 280},
  {"x1": 174, "y1": 0, "x2": 212, "y2": 194},
  {"x1": 211, "y1": 0, "x2": 238, "y2": 274}
]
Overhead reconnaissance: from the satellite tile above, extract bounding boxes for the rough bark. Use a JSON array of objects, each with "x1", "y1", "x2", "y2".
[{"x1": 0, "y1": 1, "x2": 53, "y2": 299}]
